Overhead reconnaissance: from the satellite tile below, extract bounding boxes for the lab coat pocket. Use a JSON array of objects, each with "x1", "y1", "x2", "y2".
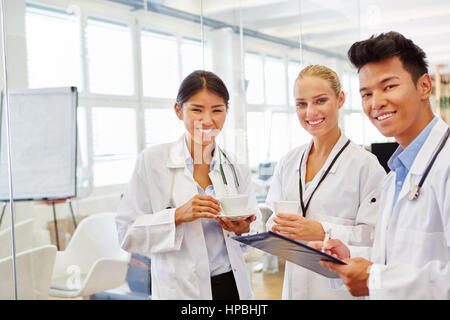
[
  {"x1": 394, "y1": 228, "x2": 448, "y2": 266},
  {"x1": 151, "y1": 253, "x2": 178, "y2": 298}
]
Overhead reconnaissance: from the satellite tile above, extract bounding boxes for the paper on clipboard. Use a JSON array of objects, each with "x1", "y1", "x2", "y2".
[{"x1": 233, "y1": 231, "x2": 346, "y2": 278}]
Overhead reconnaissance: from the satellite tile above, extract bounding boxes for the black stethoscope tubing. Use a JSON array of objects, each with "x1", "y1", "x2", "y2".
[
  {"x1": 166, "y1": 146, "x2": 240, "y2": 209},
  {"x1": 408, "y1": 127, "x2": 450, "y2": 201}
]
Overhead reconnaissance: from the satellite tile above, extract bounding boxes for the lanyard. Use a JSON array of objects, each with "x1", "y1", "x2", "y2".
[
  {"x1": 298, "y1": 139, "x2": 350, "y2": 216},
  {"x1": 408, "y1": 127, "x2": 450, "y2": 201}
]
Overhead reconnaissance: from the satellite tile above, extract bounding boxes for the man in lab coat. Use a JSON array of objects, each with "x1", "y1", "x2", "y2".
[{"x1": 316, "y1": 31, "x2": 450, "y2": 299}]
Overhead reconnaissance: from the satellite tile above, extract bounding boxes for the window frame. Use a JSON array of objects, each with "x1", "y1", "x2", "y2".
[
  {"x1": 24, "y1": 0, "x2": 393, "y2": 189},
  {"x1": 25, "y1": 1, "x2": 210, "y2": 190}
]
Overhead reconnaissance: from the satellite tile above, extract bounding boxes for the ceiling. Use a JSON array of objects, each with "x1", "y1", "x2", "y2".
[{"x1": 156, "y1": 0, "x2": 450, "y2": 75}]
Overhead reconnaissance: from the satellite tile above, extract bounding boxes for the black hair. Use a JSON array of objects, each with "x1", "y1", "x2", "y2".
[
  {"x1": 176, "y1": 70, "x2": 229, "y2": 109},
  {"x1": 348, "y1": 31, "x2": 428, "y2": 84}
]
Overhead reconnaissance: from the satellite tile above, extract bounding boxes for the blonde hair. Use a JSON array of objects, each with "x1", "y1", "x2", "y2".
[{"x1": 296, "y1": 65, "x2": 342, "y2": 97}]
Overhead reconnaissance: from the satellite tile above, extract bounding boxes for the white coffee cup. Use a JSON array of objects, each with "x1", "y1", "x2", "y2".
[
  {"x1": 274, "y1": 201, "x2": 300, "y2": 214},
  {"x1": 220, "y1": 194, "x2": 248, "y2": 215}
]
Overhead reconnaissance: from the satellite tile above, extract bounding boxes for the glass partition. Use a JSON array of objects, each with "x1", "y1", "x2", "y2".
[
  {"x1": 1, "y1": 0, "x2": 449, "y2": 300},
  {"x1": 0, "y1": 0, "x2": 205, "y2": 300}
]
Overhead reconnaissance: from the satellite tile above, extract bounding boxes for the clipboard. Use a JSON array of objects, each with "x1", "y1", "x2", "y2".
[{"x1": 233, "y1": 231, "x2": 346, "y2": 278}]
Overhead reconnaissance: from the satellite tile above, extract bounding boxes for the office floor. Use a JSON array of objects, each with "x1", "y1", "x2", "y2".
[{"x1": 250, "y1": 258, "x2": 285, "y2": 300}]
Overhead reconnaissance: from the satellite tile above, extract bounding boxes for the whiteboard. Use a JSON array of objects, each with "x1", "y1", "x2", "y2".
[{"x1": 0, "y1": 87, "x2": 77, "y2": 201}]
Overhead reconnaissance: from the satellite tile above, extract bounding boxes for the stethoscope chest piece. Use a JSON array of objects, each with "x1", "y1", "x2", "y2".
[
  {"x1": 408, "y1": 185, "x2": 420, "y2": 201},
  {"x1": 406, "y1": 127, "x2": 450, "y2": 202}
]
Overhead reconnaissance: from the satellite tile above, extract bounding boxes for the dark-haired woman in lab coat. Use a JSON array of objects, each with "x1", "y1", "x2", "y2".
[{"x1": 116, "y1": 70, "x2": 261, "y2": 300}]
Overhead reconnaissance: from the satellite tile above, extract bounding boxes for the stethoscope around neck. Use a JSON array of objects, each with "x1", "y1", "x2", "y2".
[
  {"x1": 408, "y1": 127, "x2": 450, "y2": 201},
  {"x1": 218, "y1": 146, "x2": 240, "y2": 192},
  {"x1": 166, "y1": 146, "x2": 239, "y2": 209}
]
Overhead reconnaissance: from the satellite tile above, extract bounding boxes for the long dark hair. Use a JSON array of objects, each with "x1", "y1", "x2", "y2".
[{"x1": 176, "y1": 70, "x2": 229, "y2": 109}]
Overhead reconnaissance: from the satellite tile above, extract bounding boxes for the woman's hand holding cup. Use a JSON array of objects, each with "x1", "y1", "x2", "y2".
[{"x1": 175, "y1": 195, "x2": 221, "y2": 225}]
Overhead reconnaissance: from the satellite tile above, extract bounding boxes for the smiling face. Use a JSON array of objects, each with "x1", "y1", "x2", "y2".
[
  {"x1": 359, "y1": 56, "x2": 433, "y2": 148},
  {"x1": 174, "y1": 88, "x2": 227, "y2": 147},
  {"x1": 294, "y1": 75, "x2": 344, "y2": 138}
]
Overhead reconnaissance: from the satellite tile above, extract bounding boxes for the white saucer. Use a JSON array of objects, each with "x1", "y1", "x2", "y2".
[{"x1": 218, "y1": 209, "x2": 254, "y2": 221}]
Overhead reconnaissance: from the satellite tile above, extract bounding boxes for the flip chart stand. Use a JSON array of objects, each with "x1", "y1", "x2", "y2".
[
  {"x1": 44, "y1": 198, "x2": 77, "y2": 251},
  {"x1": 0, "y1": 199, "x2": 77, "y2": 251},
  {"x1": 0, "y1": 201, "x2": 6, "y2": 226}
]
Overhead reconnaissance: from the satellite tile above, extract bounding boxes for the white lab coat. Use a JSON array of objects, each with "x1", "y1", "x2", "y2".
[
  {"x1": 352, "y1": 117, "x2": 450, "y2": 299},
  {"x1": 266, "y1": 133, "x2": 386, "y2": 299},
  {"x1": 116, "y1": 135, "x2": 261, "y2": 300}
]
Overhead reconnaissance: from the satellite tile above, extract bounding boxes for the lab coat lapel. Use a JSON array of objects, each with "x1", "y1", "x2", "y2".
[
  {"x1": 376, "y1": 173, "x2": 396, "y2": 264},
  {"x1": 210, "y1": 169, "x2": 226, "y2": 198},
  {"x1": 166, "y1": 137, "x2": 208, "y2": 273},
  {"x1": 392, "y1": 118, "x2": 448, "y2": 205},
  {"x1": 209, "y1": 144, "x2": 224, "y2": 198},
  {"x1": 166, "y1": 136, "x2": 198, "y2": 208},
  {"x1": 299, "y1": 140, "x2": 313, "y2": 201},
  {"x1": 320, "y1": 133, "x2": 349, "y2": 175},
  {"x1": 209, "y1": 145, "x2": 239, "y2": 198},
  {"x1": 209, "y1": 147, "x2": 240, "y2": 242},
  {"x1": 301, "y1": 133, "x2": 348, "y2": 203},
  {"x1": 409, "y1": 118, "x2": 449, "y2": 175},
  {"x1": 167, "y1": 135, "x2": 188, "y2": 169},
  {"x1": 377, "y1": 118, "x2": 449, "y2": 264},
  {"x1": 394, "y1": 172, "x2": 420, "y2": 208}
]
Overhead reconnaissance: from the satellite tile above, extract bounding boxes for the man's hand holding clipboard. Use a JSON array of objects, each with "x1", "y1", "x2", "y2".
[
  {"x1": 309, "y1": 239, "x2": 373, "y2": 297},
  {"x1": 233, "y1": 231, "x2": 347, "y2": 279}
]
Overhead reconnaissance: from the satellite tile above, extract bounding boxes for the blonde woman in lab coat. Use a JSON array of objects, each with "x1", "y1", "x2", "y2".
[
  {"x1": 116, "y1": 70, "x2": 261, "y2": 300},
  {"x1": 266, "y1": 65, "x2": 386, "y2": 300}
]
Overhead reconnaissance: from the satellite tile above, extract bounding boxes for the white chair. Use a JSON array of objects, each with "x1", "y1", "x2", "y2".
[
  {"x1": 0, "y1": 245, "x2": 57, "y2": 299},
  {"x1": 49, "y1": 212, "x2": 131, "y2": 298},
  {"x1": 0, "y1": 219, "x2": 34, "y2": 259}
]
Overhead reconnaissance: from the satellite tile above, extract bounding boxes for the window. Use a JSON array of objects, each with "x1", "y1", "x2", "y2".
[
  {"x1": 92, "y1": 107, "x2": 137, "y2": 186},
  {"x1": 290, "y1": 115, "x2": 310, "y2": 149},
  {"x1": 76, "y1": 106, "x2": 88, "y2": 167},
  {"x1": 341, "y1": 72, "x2": 351, "y2": 110},
  {"x1": 246, "y1": 112, "x2": 266, "y2": 167},
  {"x1": 25, "y1": 4, "x2": 82, "y2": 90},
  {"x1": 363, "y1": 116, "x2": 390, "y2": 144},
  {"x1": 86, "y1": 17, "x2": 134, "y2": 95},
  {"x1": 342, "y1": 72, "x2": 362, "y2": 110},
  {"x1": 288, "y1": 60, "x2": 301, "y2": 107},
  {"x1": 344, "y1": 113, "x2": 364, "y2": 145},
  {"x1": 264, "y1": 56, "x2": 286, "y2": 105},
  {"x1": 268, "y1": 112, "x2": 290, "y2": 161},
  {"x1": 350, "y1": 74, "x2": 362, "y2": 110},
  {"x1": 141, "y1": 29, "x2": 178, "y2": 98},
  {"x1": 244, "y1": 52, "x2": 264, "y2": 104},
  {"x1": 345, "y1": 112, "x2": 392, "y2": 146},
  {"x1": 144, "y1": 109, "x2": 185, "y2": 147},
  {"x1": 76, "y1": 106, "x2": 93, "y2": 195},
  {"x1": 247, "y1": 110, "x2": 309, "y2": 167},
  {"x1": 181, "y1": 37, "x2": 212, "y2": 79}
]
